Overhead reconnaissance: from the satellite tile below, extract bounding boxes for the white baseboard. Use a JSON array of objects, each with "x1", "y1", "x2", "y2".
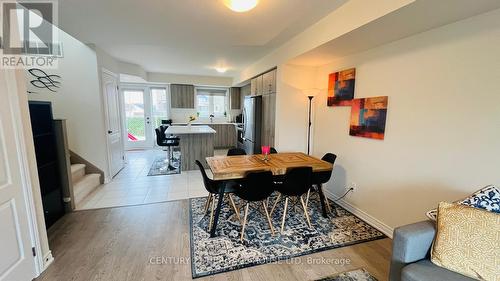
[
  {"x1": 324, "y1": 190, "x2": 394, "y2": 239},
  {"x1": 43, "y1": 251, "x2": 54, "y2": 271}
]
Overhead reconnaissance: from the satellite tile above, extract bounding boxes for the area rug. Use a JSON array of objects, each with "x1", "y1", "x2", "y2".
[
  {"x1": 147, "y1": 149, "x2": 181, "y2": 176},
  {"x1": 189, "y1": 195, "x2": 385, "y2": 278},
  {"x1": 315, "y1": 268, "x2": 378, "y2": 281}
]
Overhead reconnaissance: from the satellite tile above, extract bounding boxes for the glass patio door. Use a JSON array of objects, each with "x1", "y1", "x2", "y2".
[{"x1": 122, "y1": 87, "x2": 153, "y2": 149}]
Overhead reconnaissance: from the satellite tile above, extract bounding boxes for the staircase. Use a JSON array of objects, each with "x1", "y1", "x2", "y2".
[{"x1": 71, "y1": 163, "x2": 101, "y2": 206}]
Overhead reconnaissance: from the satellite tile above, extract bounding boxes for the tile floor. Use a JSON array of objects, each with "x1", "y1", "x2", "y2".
[{"x1": 76, "y1": 149, "x2": 228, "y2": 210}]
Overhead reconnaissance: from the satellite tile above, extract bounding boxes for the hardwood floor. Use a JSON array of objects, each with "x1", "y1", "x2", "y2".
[{"x1": 36, "y1": 200, "x2": 392, "y2": 281}]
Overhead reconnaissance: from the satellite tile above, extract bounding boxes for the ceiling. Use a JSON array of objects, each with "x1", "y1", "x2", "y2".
[
  {"x1": 288, "y1": 0, "x2": 500, "y2": 66},
  {"x1": 57, "y1": 0, "x2": 347, "y2": 77}
]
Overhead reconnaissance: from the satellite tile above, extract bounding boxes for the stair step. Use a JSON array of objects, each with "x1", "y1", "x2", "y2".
[
  {"x1": 74, "y1": 173, "x2": 101, "y2": 205},
  {"x1": 71, "y1": 164, "x2": 86, "y2": 183}
]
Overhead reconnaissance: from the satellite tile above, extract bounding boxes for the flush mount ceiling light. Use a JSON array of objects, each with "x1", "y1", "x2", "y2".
[
  {"x1": 214, "y1": 66, "x2": 228, "y2": 73},
  {"x1": 223, "y1": 0, "x2": 259, "y2": 13}
]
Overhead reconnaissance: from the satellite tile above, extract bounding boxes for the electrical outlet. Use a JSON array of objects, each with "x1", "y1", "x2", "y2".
[{"x1": 350, "y1": 182, "x2": 357, "y2": 192}]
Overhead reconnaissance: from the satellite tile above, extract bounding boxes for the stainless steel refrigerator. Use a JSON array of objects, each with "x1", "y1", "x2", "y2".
[{"x1": 242, "y1": 96, "x2": 262, "y2": 154}]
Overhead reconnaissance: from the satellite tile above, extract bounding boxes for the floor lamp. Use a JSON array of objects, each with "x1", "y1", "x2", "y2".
[
  {"x1": 307, "y1": 95, "x2": 313, "y2": 155},
  {"x1": 304, "y1": 89, "x2": 318, "y2": 155}
]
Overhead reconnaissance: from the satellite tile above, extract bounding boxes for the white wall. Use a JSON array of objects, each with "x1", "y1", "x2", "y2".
[
  {"x1": 275, "y1": 64, "x2": 316, "y2": 152},
  {"x1": 27, "y1": 30, "x2": 109, "y2": 179},
  {"x1": 309, "y1": 9, "x2": 500, "y2": 229}
]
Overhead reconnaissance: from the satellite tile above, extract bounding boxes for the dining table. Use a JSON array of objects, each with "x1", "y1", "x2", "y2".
[{"x1": 205, "y1": 152, "x2": 334, "y2": 237}]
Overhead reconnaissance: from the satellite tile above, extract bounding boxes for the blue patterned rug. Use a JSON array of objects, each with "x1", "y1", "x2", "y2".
[{"x1": 189, "y1": 195, "x2": 385, "y2": 278}]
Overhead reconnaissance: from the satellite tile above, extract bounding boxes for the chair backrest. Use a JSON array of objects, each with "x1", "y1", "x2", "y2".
[
  {"x1": 227, "y1": 148, "x2": 247, "y2": 156},
  {"x1": 235, "y1": 171, "x2": 275, "y2": 202},
  {"x1": 155, "y1": 128, "x2": 165, "y2": 146},
  {"x1": 281, "y1": 167, "x2": 312, "y2": 196},
  {"x1": 195, "y1": 160, "x2": 220, "y2": 194},
  {"x1": 313, "y1": 153, "x2": 337, "y2": 184}
]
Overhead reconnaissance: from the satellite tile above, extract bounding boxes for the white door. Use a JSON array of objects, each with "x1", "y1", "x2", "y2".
[
  {"x1": 122, "y1": 87, "x2": 153, "y2": 149},
  {"x1": 0, "y1": 69, "x2": 37, "y2": 280},
  {"x1": 102, "y1": 71, "x2": 125, "y2": 177}
]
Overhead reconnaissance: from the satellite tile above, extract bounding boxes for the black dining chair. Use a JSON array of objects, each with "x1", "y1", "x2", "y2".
[
  {"x1": 227, "y1": 148, "x2": 247, "y2": 156},
  {"x1": 195, "y1": 160, "x2": 240, "y2": 231},
  {"x1": 155, "y1": 127, "x2": 180, "y2": 170},
  {"x1": 233, "y1": 171, "x2": 275, "y2": 241},
  {"x1": 271, "y1": 167, "x2": 313, "y2": 233},
  {"x1": 307, "y1": 153, "x2": 337, "y2": 213}
]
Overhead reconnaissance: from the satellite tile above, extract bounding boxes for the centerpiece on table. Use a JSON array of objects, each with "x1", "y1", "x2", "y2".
[{"x1": 188, "y1": 115, "x2": 196, "y2": 128}]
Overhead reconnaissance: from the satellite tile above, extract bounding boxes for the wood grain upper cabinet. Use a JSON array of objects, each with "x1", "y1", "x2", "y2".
[
  {"x1": 261, "y1": 94, "x2": 276, "y2": 146},
  {"x1": 241, "y1": 84, "x2": 251, "y2": 96},
  {"x1": 170, "y1": 84, "x2": 195, "y2": 108},
  {"x1": 230, "y1": 87, "x2": 241, "y2": 110},
  {"x1": 262, "y1": 69, "x2": 276, "y2": 94},
  {"x1": 250, "y1": 76, "x2": 263, "y2": 96}
]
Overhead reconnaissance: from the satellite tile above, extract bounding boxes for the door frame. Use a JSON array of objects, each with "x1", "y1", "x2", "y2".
[
  {"x1": 101, "y1": 68, "x2": 125, "y2": 179},
  {"x1": 120, "y1": 84, "x2": 154, "y2": 150},
  {"x1": 3, "y1": 69, "x2": 45, "y2": 277}
]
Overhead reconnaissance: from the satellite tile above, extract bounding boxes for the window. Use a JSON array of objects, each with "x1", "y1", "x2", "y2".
[
  {"x1": 150, "y1": 88, "x2": 168, "y2": 127},
  {"x1": 196, "y1": 88, "x2": 228, "y2": 118}
]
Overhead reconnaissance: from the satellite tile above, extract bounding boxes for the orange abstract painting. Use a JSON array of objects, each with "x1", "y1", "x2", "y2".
[
  {"x1": 327, "y1": 68, "x2": 356, "y2": 106},
  {"x1": 349, "y1": 96, "x2": 388, "y2": 140}
]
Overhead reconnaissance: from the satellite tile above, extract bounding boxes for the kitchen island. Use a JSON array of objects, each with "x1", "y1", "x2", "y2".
[{"x1": 165, "y1": 125, "x2": 216, "y2": 170}]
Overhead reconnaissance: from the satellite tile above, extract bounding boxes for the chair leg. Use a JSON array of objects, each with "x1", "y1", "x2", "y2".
[
  {"x1": 280, "y1": 197, "x2": 289, "y2": 233},
  {"x1": 208, "y1": 195, "x2": 216, "y2": 232},
  {"x1": 262, "y1": 201, "x2": 275, "y2": 236},
  {"x1": 325, "y1": 195, "x2": 332, "y2": 213},
  {"x1": 270, "y1": 194, "x2": 281, "y2": 216},
  {"x1": 300, "y1": 196, "x2": 312, "y2": 228},
  {"x1": 305, "y1": 189, "x2": 311, "y2": 208},
  {"x1": 204, "y1": 194, "x2": 212, "y2": 213},
  {"x1": 240, "y1": 203, "x2": 249, "y2": 242},
  {"x1": 228, "y1": 194, "x2": 240, "y2": 221}
]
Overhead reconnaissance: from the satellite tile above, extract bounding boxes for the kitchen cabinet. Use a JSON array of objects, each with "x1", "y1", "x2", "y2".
[
  {"x1": 262, "y1": 69, "x2": 276, "y2": 94},
  {"x1": 250, "y1": 76, "x2": 263, "y2": 96},
  {"x1": 230, "y1": 87, "x2": 241, "y2": 110},
  {"x1": 207, "y1": 124, "x2": 237, "y2": 148},
  {"x1": 261, "y1": 94, "x2": 276, "y2": 146},
  {"x1": 170, "y1": 84, "x2": 195, "y2": 108},
  {"x1": 241, "y1": 84, "x2": 251, "y2": 96}
]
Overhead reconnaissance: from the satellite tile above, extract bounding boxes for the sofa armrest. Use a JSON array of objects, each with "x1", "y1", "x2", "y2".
[{"x1": 389, "y1": 220, "x2": 436, "y2": 281}]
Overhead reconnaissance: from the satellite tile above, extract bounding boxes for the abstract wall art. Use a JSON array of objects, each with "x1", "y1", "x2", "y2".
[
  {"x1": 327, "y1": 68, "x2": 355, "y2": 106},
  {"x1": 349, "y1": 96, "x2": 388, "y2": 140}
]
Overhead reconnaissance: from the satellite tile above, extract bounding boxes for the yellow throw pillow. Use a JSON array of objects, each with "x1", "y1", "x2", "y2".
[{"x1": 431, "y1": 202, "x2": 500, "y2": 281}]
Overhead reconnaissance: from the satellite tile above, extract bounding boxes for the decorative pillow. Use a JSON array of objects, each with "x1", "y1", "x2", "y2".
[
  {"x1": 431, "y1": 202, "x2": 500, "y2": 281},
  {"x1": 426, "y1": 185, "x2": 500, "y2": 220}
]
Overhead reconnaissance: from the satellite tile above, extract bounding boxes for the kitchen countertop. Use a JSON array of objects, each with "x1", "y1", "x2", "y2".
[
  {"x1": 172, "y1": 122, "x2": 242, "y2": 126},
  {"x1": 165, "y1": 125, "x2": 216, "y2": 134}
]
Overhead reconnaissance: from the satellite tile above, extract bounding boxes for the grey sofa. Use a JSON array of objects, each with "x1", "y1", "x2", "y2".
[{"x1": 389, "y1": 220, "x2": 474, "y2": 281}]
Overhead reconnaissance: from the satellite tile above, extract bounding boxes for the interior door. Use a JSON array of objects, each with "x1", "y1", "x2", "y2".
[
  {"x1": 102, "y1": 71, "x2": 125, "y2": 177},
  {"x1": 0, "y1": 69, "x2": 37, "y2": 280},
  {"x1": 122, "y1": 87, "x2": 153, "y2": 149}
]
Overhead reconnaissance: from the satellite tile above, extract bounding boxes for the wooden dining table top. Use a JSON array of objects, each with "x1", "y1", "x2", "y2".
[{"x1": 206, "y1": 152, "x2": 333, "y2": 180}]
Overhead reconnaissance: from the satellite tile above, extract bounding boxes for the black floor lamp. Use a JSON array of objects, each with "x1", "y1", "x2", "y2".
[
  {"x1": 307, "y1": 95, "x2": 313, "y2": 155},
  {"x1": 304, "y1": 89, "x2": 318, "y2": 155}
]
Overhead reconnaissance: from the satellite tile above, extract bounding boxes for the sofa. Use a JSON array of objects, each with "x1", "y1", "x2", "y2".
[{"x1": 389, "y1": 220, "x2": 475, "y2": 281}]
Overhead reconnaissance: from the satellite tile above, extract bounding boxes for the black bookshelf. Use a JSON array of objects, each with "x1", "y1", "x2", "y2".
[{"x1": 28, "y1": 101, "x2": 65, "y2": 228}]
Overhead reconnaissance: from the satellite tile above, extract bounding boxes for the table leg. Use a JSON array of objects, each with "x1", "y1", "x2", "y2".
[
  {"x1": 210, "y1": 185, "x2": 226, "y2": 238},
  {"x1": 317, "y1": 184, "x2": 328, "y2": 218}
]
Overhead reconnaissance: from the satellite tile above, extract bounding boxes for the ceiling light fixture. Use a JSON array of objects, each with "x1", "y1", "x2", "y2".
[
  {"x1": 215, "y1": 66, "x2": 227, "y2": 73},
  {"x1": 223, "y1": 0, "x2": 258, "y2": 13}
]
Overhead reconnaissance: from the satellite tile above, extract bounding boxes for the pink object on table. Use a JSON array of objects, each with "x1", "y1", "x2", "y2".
[{"x1": 261, "y1": 145, "x2": 270, "y2": 155}]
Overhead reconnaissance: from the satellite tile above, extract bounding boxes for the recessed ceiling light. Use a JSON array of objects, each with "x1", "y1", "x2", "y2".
[
  {"x1": 223, "y1": 0, "x2": 259, "y2": 13},
  {"x1": 215, "y1": 66, "x2": 227, "y2": 73}
]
